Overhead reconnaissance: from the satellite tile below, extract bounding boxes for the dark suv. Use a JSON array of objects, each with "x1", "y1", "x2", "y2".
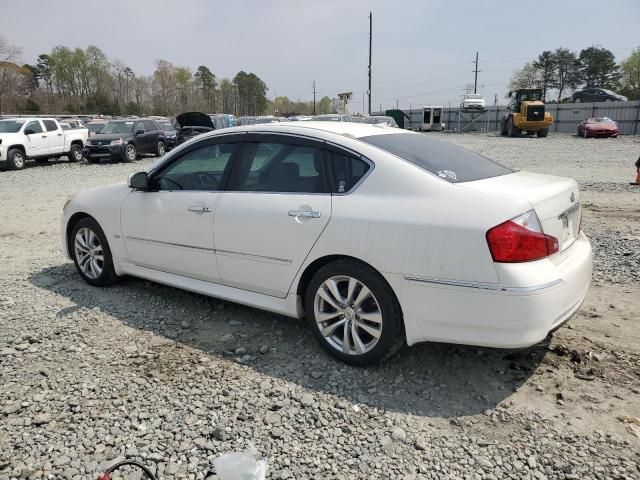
[
  {"x1": 572, "y1": 88, "x2": 627, "y2": 103},
  {"x1": 84, "y1": 119, "x2": 166, "y2": 163}
]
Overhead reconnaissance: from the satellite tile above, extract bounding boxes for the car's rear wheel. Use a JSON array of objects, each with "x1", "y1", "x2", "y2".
[
  {"x1": 7, "y1": 149, "x2": 26, "y2": 170},
  {"x1": 70, "y1": 217, "x2": 119, "y2": 286},
  {"x1": 537, "y1": 128, "x2": 549, "y2": 138},
  {"x1": 305, "y1": 260, "x2": 405, "y2": 366},
  {"x1": 123, "y1": 144, "x2": 136, "y2": 163},
  {"x1": 156, "y1": 141, "x2": 166, "y2": 157}
]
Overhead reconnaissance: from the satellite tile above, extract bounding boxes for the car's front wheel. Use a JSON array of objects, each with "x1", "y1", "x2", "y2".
[
  {"x1": 68, "y1": 144, "x2": 84, "y2": 163},
  {"x1": 70, "y1": 217, "x2": 119, "y2": 286},
  {"x1": 123, "y1": 144, "x2": 136, "y2": 163},
  {"x1": 7, "y1": 148, "x2": 26, "y2": 170},
  {"x1": 305, "y1": 260, "x2": 405, "y2": 366}
]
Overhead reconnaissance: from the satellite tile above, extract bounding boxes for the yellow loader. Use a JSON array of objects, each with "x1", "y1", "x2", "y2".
[{"x1": 501, "y1": 88, "x2": 553, "y2": 138}]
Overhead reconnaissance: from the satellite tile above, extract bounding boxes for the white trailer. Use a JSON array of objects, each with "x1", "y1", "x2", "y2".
[{"x1": 421, "y1": 106, "x2": 444, "y2": 131}]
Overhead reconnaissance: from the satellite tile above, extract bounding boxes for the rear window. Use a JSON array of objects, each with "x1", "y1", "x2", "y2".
[{"x1": 360, "y1": 133, "x2": 512, "y2": 183}]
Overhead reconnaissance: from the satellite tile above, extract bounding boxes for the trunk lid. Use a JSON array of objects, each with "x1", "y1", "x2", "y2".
[{"x1": 461, "y1": 171, "x2": 581, "y2": 252}]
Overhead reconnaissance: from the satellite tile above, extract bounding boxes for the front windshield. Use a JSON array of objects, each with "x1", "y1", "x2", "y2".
[
  {"x1": 587, "y1": 118, "x2": 615, "y2": 124},
  {"x1": 0, "y1": 119, "x2": 26, "y2": 133},
  {"x1": 100, "y1": 121, "x2": 134, "y2": 134},
  {"x1": 87, "y1": 123, "x2": 104, "y2": 133}
]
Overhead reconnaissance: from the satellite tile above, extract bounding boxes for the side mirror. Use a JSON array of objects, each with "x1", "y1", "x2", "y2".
[
  {"x1": 128, "y1": 171, "x2": 148, "y2": 190},
  {"x1": 135, "y1": 129, "x2": 144, "y2": 136},
  {"x1": 24, "y1": 128, "x2": 35, "y2": 135}
]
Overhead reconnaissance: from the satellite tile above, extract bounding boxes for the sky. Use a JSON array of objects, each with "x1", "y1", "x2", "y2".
[{"x1": 2, "y1": 0, "x2": 639, "y2": 114}]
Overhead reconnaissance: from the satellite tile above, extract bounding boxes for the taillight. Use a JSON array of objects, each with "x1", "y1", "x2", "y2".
[{"x1": 486, "y1": 210, "x2": 559, "y2": 263}]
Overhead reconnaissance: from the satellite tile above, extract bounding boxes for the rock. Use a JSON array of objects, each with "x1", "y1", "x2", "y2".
[
  {"x1": 164, "y1": 463, "x2": 180, "y2": 475},
  {"x1": 0, "y1": 348, "x2": 18, "y2": 357},
  {"x1": 271, "y1": 427, "x2": 284, "y2": 438},
  {"x1": 391, "y1": 427, "x2": 406, "y2": 442},
  {"x1": 259, "y1": 344, "x2": 269, "y2": 354},
  {"x1": 228, "y1": 320, "x2": 243, "y2": 326},
  {"x1": 53, "y1": 456, "x2": 70, "y2": 467},
  {"x1": 180, "y1": 320, "x2": 191, "y2": 329},
  {"x1": 212, "y1": 426, "x2": 226, "y2": 441},
  {"x1": 475, "y1": 456, "x2": 493, "y2": 469},
  {"x1": 264, "y1": 412, "x2": 281, "y2": 425},
  {"x1": 234, "y1": 347, "x2": 247, "y2": 355},
  {"x1": 528, "y1": 455, "x2": 538, "y2": 469},
  {"x1": 2, "y1": 404, "x2": 22, "y2": 415},
  {"x1": 300, "y1": 393, "x2": 314, "y2": 407},
  {"x1": 415, "y1": 437, "x2": 428, "y2": 451},
  {"x1": 32, "y1": 413, "x2": 51, "y2": 425}
]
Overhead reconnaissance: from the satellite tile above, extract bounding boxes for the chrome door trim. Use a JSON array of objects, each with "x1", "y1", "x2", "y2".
[
  {"x1": 404, "y1": 275, "x2": 563, "y2": 293},
  {"x1": 125, "y1": 235, "x2": 214, "y2": 252},
  {"x1": 215, "y1": 249, "x2": 292, "y2": 266}
]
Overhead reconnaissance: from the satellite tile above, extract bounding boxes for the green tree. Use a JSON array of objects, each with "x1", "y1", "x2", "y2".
[
  {"x1": 532, "y1": 51, "x2": 556, "y2": 101},
  {"x1": 578, "y1": 46, "x2": 620, "y2": 88},
  {"x1": 0, "y1": 36, "x2": 22, "y2": 113},
  {"x1": 318, "y1": 96, "x2": 331, "y2": 114},
  {"x1": 620, "y1": 47, "x2": 640, "y2": 100},
  {"x1": 175, "y1": 67, "x2": 192, "y2": 110},
  {"x1": 194, "y1": 65, "x2": 217, "y2": 112},
  {"x1": 552, "y1": 48, "x2": 581, "y2": 101}
]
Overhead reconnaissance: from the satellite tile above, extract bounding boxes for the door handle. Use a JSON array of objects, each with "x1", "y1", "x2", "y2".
[
  {"x1": 288, "y1": 210, "x2": 321, "y2": 218},
  {"x1": 188, "y1": 205, "x2": 211, "y2": 213},
  {"x1": 41, "y1": 135, "x2": 47, "y2": 138},
  {"x1": 57, "y1": 133, "x2": 63, "y2": 136}
]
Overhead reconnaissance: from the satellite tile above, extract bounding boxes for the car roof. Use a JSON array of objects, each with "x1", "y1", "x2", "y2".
[{"x1": 194, "y1": 121, "x2": 404, "y2": 140}]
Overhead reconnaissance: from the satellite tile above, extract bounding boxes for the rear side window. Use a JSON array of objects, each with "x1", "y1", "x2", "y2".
[
  {"x1": 360, "y1": 133, "x2": 512, "y2": 183},
  {"x1": 43, "y1": 120, "x2": 58, "y2": 132},
  {"x1": 24, "y1": 121, "x2": 43, "y2": 134},
  {"x1": 144, "y1": 120, "x2": 157, "y2": 131},
  {"x1": 329, "y1": 151, "x2": 370, "y2": 193}
]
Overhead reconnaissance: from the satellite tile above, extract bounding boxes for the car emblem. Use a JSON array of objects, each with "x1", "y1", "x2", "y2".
[{"x1": 570, "y1": 192, "x2": 575, "y2": 203}]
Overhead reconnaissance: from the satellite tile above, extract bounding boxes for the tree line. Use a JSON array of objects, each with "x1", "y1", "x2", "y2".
[
  {"x1": 0, "y1": 35, "x2": 343, "y2": 117},
  {"x1": 509, "y1": 45, "x2": 640, "y2": 101}
]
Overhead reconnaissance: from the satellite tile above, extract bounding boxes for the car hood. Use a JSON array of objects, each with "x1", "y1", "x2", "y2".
[
  {"x1": 176, "y1": 112, "x2": 214, "y2": 129},
  {"x1": 90, "y1": 133, "x2": 133, "y2": 142},
  {"x1": 585, "y1": 123, "x2": 617, "y2": 130}
]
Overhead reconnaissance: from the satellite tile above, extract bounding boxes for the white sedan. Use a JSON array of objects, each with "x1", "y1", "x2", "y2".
[{"x1": 61, "y1": 122, "x2": 592, "y2": 365}]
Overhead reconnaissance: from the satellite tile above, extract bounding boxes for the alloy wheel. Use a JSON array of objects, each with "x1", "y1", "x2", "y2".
[
  {"x1": 313, "y1": 275, "x2": 383, "y2": 355},
  {"x1": 13, "y1": 152, "x2": 25, "y2": 169},
  {"x1": 126, "y1": 145, "x2": 136, "y2": 161},
  {"x1": 74, "y1": 227, "x2": 104, "y2": 280}
]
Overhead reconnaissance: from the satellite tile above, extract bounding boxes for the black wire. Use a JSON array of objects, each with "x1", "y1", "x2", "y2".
[{"x1": 104, "y1": 460, "x2": 158, "y2": 480}]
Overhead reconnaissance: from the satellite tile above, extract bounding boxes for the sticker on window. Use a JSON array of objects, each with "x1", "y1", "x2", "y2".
[
  {"x1": 338, "y1": 180, "x2": 346, "y2": 193},
  {"x1": 437, "y1": 170, "x2": 457, "y2": 180}
]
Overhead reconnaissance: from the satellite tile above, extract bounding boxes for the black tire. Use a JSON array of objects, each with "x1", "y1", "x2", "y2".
[
  {"x1": 69, "y1": 217, "x2": 119, "y2": 287},
  {"x1": 507, "y1": 117, "x2": 520, "y2": 137},
  {"x1": 123, "y1": 143, "x2": 136, "y2": 163},
  {"x1": 7, "y1": 148, "x2": 26, "y2": 170},
  {"x1": 67, "y1": 144, "x2": 84, "y2": 163},
  {"x1": 500, "y1": 118, "x2": 508, "y2": 136},
  {"x1": 304, "y1": 259, "x2": 405, "y2": 366},
  {"x1": 156, "y1": 141, "x2": 166, "y2": 157},
  {"x1": 537, "y1": 128, "x2": 549, "y2": 138},
  {"x1": 35, "y1": 158, "x2": 49, "y2": 164}
]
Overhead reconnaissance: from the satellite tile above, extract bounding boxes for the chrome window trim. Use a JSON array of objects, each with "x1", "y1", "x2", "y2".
[
  {"x1": 126, "y1": 236, "x2": 214, "y2": 252},
  {"x1": 404, "y1": 275, "x2": 563, "y2": 293}
]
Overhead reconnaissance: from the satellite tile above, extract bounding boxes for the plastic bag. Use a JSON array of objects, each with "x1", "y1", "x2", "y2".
[{"x1": 213, "y1": 444, "x2": 267, "y2": 480}]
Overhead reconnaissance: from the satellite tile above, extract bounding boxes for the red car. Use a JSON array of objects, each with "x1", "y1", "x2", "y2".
[{"x1": 577, "y1": 117, "x2": 619, "y2": 138}]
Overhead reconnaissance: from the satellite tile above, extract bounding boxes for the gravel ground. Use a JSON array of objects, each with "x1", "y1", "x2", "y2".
[{"x1": 1, "y1": 134, "x2": 639, "y2": 480}]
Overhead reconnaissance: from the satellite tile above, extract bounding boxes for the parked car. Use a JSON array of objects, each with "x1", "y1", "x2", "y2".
[
  {"x1": 209, "y1": 114, "x2": 231, "y2": 129},
  {"x1": 254, "y1": 116, "x2": 280, "y2": 124},
  {"x1": 86, "y1": 121, "x2": 107, "y2": 137},
  {"x1": 156, "y1": 119, "x2": 178, "y2": 149},
  {"x1": 362, "y1": 116, "x2": 399, "y2": 127},
  {"x1": 175, "y1": 112, "x2": 218, "y2": 146},
  {"x1": 577, "y1": 117, "x2": 619, "y2": 138},
  {"x1": 312, "y1": 114, "x2": 352, "y2": 122},
  {"x1": 461, "y1": 93, "x2": 486, "y2": 109},
  {"x1": 60, "y1": 122, "x2": 71, "y2": 130},
  {"x1": 572, "y1": 88, "x2": 627, "y2": 103},
  {"x1": 61, "y1": 122, "x2": 591, "y2": 365},
  {"x1": 84, "y1": 118, "x2": 166, "y2": 163},
  {"x1": 0, "y1": 117, "x2": 87, "y2": 170}
]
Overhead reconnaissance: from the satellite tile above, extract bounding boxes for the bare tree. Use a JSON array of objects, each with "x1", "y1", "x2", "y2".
[{"x1": 0, "y1": 36, "x2": 22, "y2": 113}]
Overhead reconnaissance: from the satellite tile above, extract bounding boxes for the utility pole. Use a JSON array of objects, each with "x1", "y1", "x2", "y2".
[
  {"x1": 473, "y1": 51, "x2": 479, "y2": 94},
  {"x1": 312, "y1": 81, "x2": 316, "y2": 115},
  {"x1": 396, "y1": 99, "x2": 399, "y2": 110},
  {"x1": 368, "y1": 12, "x2": 373, "y2": 115}
]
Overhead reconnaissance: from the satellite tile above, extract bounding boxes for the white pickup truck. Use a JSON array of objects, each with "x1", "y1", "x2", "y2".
[{"x1": 0, "y1": 117, "x2": 88, "y2": 170}]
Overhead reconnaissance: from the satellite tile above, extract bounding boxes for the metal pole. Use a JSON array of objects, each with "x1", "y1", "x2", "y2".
[
  {"x1": 368, "y1": 12, "x2": 372, "y2": 115},
  {"x1": 473, "y1": 52, "x2": 479, "y2": 94},
  {"x1": 313, "y1": 81, "x2": 316, "y2": 115}
]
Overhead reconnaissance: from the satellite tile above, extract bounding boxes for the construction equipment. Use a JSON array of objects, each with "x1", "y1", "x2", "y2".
[{"x1": 501, "y1": 89, "x2": 553, "y2": 138}]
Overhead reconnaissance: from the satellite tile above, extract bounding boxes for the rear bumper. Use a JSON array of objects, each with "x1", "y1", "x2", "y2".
[{"x1": 391, "y1": 232, "x2": 592, "y2": 348}]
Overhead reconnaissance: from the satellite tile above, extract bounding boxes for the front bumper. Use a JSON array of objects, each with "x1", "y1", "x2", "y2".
[
  {"x1": 84, "y1": 143, "x2": 125, "y2": 160},
  {"x1": 392, "y1": 232, "x2": 592, "y2": 348}
]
